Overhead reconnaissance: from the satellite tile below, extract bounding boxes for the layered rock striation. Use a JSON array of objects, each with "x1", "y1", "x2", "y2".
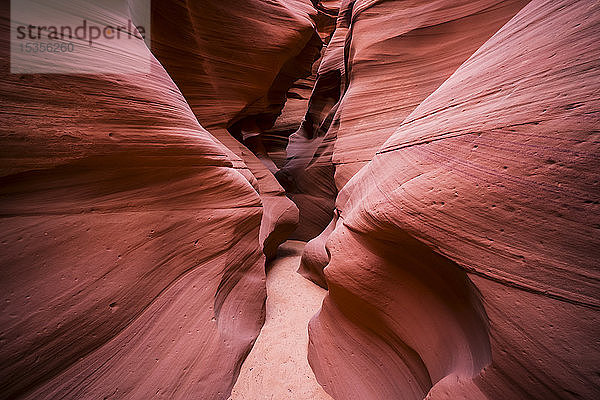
[
  {"x1": 1, "y1": 0, "x2": 599, "y2": 399},
  {"x1": 151, "y1": 0, "x2": 336, "y2": 258},
  {"x1": 0, "y1": 1, "x2": 324, "y2": 398},
  {"x1": 304, "y1": 0, "x2": 600, "y2": 398}
]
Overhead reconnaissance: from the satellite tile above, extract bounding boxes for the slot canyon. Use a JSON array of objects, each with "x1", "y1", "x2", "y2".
[{"x1": 0, "y1": 1, "x2": 598, "y2": 399}]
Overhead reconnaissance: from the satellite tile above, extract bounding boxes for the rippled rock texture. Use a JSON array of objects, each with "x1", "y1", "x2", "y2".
[
  {"x1": 2, "y1": 0, "x2": 599, "y2": 399},
  {"x1": 301, "y1": 0, "x2": 600, "y2": 399},
  {"x1": 0, "y1": 1, "x2": 324, "y2": 398},
  {"x1": 288, "y1": 0, "x2": 530, "y2": 247},
  {"x1": 151, "y1": 0, "x2": 333, "y2": 259}
]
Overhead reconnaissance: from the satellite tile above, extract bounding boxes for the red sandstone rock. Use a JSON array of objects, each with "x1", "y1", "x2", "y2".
[
  {"x1": 278, "y1": 0, "x2": 347, "y2": 240},
  {"x1": 298, "y1": 0, "x2": 528, "y2": 285},
  {"x1": 0, "y1": 3, "x2": 278, "y2": 398},
  {"x1": 306, "y1": 0, "x2": 600, "y2": 398},
  {"x1": 289, "y1": 0, "x2": 529, "y2": 245},
  {"x1": 2, "y1": 0, "x2": 599, "y2": 398},
  {"x1": 151, "y1": 0, "x2": 334, "y2": 258},
  {"x1": 1, "y1": 0, "x2": 333, "y2": 394},
  {"x1": 331, "y1": 0, "x2": 530, "y2": 186},
  {"x1": 264, "y1": 1, "x2": 339, "y2": 241}
]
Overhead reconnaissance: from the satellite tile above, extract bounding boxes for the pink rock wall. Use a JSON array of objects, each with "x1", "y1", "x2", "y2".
[
  {"x1": 278, "y1": 0, "x2": 347, "y2": 240},
  {"x1": 1, "y1": 62, "x2": 264, "y2": 400},
  {"x1": 331, "y1": 0, "x2": 530, "y2": 186},
  {"x1": 298, "y1": 0, "x2": 528, "y2": 285},
  {"x1": 264, "y1": 1, "x2": 339, "y2": 241},
  {"x1": 305, "y1": 0, "x2": 600, "y2": 398},
  {"x1": 0, "y1": 1, "x2": 323, "y2": 398},
  {"x1": 1, "y1": 0, "x2": 598, "y2": 398},
  {"x1": 150, "y1": 0, "x2": 334, "y2": 259},
  {"x1": 287, "y1": 0, "x2": 529, "y2": 245}
]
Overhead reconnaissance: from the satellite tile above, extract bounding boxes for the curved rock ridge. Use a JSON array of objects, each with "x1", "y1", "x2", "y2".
[
  {"x1": 284, "y1": 0, "x2": 529, "y2": 246},
  {"x1": 305, "y1": 0, "x2": 600, "y2": 398},
  {"x1": 331, "y1": 0, "x2": 531, "y2": 187},
  {"x1": 152, "y1": 0, "x2": 339, "y2": 258},
  {"x1": 152, "y1": 0, "x2": 322, "y2": 133},
  {"x1": 0, "y1": 3, "x2": 269, "y2": 399},
  {"x1": 298, "y1": 0, "x2": 529, "y2": 285},
  {"x1": 276, "y1": 0, "x2": 350, "y2": 241}
]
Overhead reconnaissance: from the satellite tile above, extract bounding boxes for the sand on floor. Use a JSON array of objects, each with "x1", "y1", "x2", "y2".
[{"x1": 229, "y1": 240, "x2": 333, "y2": 400}]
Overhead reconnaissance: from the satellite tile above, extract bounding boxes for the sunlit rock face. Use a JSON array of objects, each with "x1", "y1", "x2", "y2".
[
  {"x1": 0, "y1": 1, "x2": 322, "y2": 398},
  {"x1": 302, "y1": 0, "x2": 600, "y2": 399}
]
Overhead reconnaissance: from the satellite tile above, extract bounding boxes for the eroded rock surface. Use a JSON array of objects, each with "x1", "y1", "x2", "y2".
[
  {"x1": 304, "y1": 0, "x2": 600, "y2": 398},
  {"x1": 151, "y1": 0, "x2": 336, "y2": 258},
  {"x1": 286, "y1": 0, "x2": 531, "y2": 247},
  {"x1": 2, "y1": 0, "x2": 599, "y2": 399},
  {"x1": 0, "y1": 47, "x2": 264, "y2": 400},
  {"x1": 0, "y1": 1, "x2": 323, "y2": 398}
]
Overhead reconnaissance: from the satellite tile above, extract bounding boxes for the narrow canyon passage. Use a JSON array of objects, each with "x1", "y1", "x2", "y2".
[
  {"x1": 1, "y1": 1, "x2": 598, "y2": 399},
  {"x1": 229, "y1": 241, "x2": 332, "y2": 400}
]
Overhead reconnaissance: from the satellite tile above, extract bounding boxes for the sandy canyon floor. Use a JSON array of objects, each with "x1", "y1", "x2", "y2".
[{"x1": 229, "y1": 241, "x2": 332, "y2": 400}]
